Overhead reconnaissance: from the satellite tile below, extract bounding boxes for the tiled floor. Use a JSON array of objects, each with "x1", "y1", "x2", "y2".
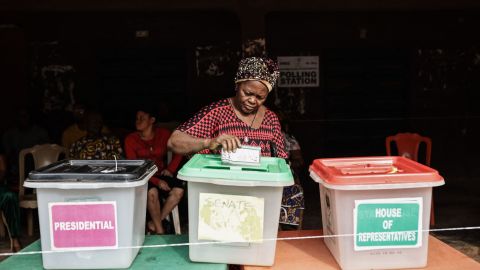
[{"x1": 0, "y1": 178, "x2": 478, "y2": 264}]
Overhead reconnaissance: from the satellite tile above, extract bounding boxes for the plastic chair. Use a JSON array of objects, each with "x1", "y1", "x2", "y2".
[
  {"x1": 385, "y1": 133, "x2": 435, "y2": 225},
  {"x1": 162, "y1": 199, "x2": 181, "y2": 235},
  {"x1": 18, "y1": 144, "x2": 67, "y2": 236},
  {"x1": 386, "y1": 133, "x2": 432, "y2": 166}
]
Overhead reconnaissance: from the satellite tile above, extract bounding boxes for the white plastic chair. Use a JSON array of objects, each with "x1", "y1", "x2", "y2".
[{"x1": 18, "y1": 144, "x2": 67, "y2": 236}]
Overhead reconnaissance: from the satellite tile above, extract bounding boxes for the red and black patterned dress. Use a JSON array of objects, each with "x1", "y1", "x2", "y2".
[{"x1": 177, "y1": 98, "x2": 288, "y2": 158}]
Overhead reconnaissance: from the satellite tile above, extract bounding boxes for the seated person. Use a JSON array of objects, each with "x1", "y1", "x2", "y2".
[
  {"x1": 0, "y1": 153, "x2": 22, "y2": 252},
  {"x1": 124, "y1": 107, "x2": 184, "y2": 234},
  {"x1": 69, "y1": 110, "x2": 123, "y2": 160},
  {"x1": 62, "y1": 104, "x2": 109, "y2": 152}
]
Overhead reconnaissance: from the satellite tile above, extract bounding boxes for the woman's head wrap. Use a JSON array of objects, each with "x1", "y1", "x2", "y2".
[{"x1": 234, "y1": 57, "x2": 280, "y2": 92}]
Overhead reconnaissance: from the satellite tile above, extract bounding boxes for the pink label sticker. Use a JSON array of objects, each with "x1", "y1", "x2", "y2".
[{"x1": 49, "y1": 201, "x2": 118, "y2": 250}]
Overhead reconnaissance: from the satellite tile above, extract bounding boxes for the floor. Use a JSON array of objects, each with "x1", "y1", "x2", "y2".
[{"x1": 0, "y1": 177, "x2": 478, "y2": 264}]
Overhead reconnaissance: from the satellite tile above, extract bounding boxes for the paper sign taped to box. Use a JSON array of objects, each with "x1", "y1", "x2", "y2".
[
  {"x1": 198, "y1": 193, "x2": 264, "y2": 243},
  {"x1": 221, "y1": 145, "x2": 261, "y2": 166}
]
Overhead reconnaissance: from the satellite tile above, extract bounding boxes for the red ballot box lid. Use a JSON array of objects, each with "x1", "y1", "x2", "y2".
[{"x1": 310, "y1": 156, "x2": 444, "y2": 187}]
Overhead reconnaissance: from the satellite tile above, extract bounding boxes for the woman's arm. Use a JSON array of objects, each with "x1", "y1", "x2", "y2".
[
  {"x1": 167, "y1": 130, "x2": 210, "y2": 155},
  {"x1": 168, "y1": 130, "x2": 241, "y2": 155},
  {"x1": 166, "y1": 152, "x2": 183, "y2": 173}
]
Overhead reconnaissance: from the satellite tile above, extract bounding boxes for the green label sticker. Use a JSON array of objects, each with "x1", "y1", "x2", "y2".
[{"x1": 354, "y1": 198, "x2": 423, "y2": 250}]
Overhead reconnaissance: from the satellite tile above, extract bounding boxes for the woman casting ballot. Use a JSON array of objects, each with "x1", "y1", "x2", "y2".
[{"x1": 168, "y1": 57, "x2": 287, "y2": 159}]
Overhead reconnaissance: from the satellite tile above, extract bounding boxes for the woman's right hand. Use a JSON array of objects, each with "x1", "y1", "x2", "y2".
[{"x1": 206, "y1": 134, "x2": 242, "y2": 152}]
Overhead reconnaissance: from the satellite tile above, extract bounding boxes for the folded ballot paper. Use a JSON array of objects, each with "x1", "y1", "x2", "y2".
[{"x1": 221, "y1": 145, "x2": 261, "y2": 166}]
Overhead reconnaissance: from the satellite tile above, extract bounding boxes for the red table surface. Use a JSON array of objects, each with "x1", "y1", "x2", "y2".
[{"x1": 242, "y1": 230, "x2": 480, "y2": 270}]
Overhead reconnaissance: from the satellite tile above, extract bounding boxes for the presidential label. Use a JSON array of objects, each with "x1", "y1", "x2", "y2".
[{"x1": 49, "y1": 201, "x2": 118, "y2": 250}]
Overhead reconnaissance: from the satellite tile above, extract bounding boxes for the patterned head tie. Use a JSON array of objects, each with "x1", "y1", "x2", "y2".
[{"x1": 234, "y1": 57, "x2": 280, "y2": 92}]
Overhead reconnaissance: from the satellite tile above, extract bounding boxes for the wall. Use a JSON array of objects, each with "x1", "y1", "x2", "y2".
[
  {"x1": 265, "y1": 11, "x2": 480, "y2": 183},
  {"x1": 0, "y1": 27, "x2": 27, "y2": 134},
  {"x1": 1, "y1": 2, "x2": 480, "y2": 186}
]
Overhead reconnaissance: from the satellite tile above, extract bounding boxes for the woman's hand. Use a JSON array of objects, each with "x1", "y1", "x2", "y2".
[
  {"x1": 207, "y1": 134, "x2": 242, "y2": 152},
  {"x1": 160, "y1": 169, "x2": 173, "y2": 177},
  {"x1": 158, "y1": 179, "x2": 171, "y2": 192}
]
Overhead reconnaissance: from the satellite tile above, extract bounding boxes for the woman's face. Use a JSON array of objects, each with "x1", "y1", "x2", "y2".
[
  {"x1": 234, "y1": 80, "x2": 269, "y2": 114},
  {"x1": 135, "y1": 111, "x2": 154, "y2": 131}
]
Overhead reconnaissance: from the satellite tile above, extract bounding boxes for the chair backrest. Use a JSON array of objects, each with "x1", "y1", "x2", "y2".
[
  {"x1": 385, "y1": 133, "x2": 432, "y2": 166},
  {"x1": 18, "y1": 144, "x2": 67, "y2": 197}
]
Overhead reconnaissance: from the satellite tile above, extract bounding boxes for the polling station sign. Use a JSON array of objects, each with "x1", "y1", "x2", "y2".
[
  {"x1": 277, "y1": 56, "x2": 319, "y2": 87},
  {"x1": 353, "y1": 197, "x2": 423, "y2": 251}
]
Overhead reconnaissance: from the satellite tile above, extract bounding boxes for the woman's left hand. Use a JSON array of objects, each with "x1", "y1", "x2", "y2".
[
  {"x1": 157, "y1": 179, "x2": 171, "y2": 191},
  {"x1": 160, "y1": 169, "x2": 173, "y2": 177}
]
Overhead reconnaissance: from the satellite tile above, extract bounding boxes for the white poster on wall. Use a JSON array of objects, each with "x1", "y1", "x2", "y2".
[{"x1": 277, "y1": 56, "x2": 319, "y2": 87}]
